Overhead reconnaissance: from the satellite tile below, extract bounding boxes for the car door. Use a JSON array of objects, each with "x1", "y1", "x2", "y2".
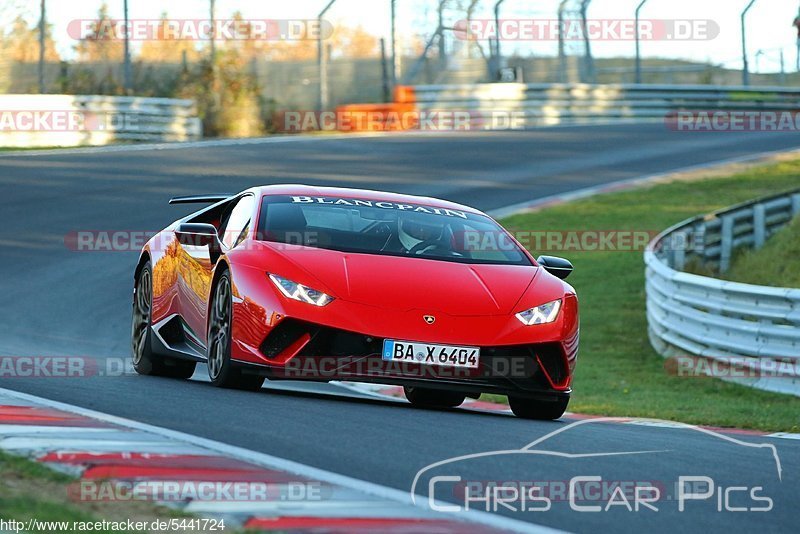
[{"x1": 178, "y1": 194, "x2": 255, "y2": 345}]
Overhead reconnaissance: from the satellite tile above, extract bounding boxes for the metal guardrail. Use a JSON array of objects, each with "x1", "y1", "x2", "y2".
[
  {"x1": 645, "y1": 189, "x2": 800, "y2": 396},
  {"x1": 0, "y1": 94, "x2": 202, "y2": 147},
  {"x1": 407, "y1": 83, "x2": 800, "y2": 128}
]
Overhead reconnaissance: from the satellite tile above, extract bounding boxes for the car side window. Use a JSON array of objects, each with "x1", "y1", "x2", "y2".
[{"x1": 219, "y1": 195, "x2": 255, "y2": 249}]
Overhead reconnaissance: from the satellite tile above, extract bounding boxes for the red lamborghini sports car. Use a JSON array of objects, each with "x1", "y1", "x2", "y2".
[{"x1": 131, "y1": 185, "x2": 579, "y2": 419}]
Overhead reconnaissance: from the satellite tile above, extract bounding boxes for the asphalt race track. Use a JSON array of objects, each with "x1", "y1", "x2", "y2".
[{"x1": 1, "y1": 124, "x2": 799, "y2": 533}]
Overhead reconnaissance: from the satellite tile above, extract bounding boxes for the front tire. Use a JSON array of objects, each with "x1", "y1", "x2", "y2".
[
  {"x1": 131, "y1": 262, "x2": 196, "y2": 379},
  {"x1": 404, "y1": 386, "x2": 465, "y2": 409},
  {"x1": 508, "y1": 396, "x2": 569, "y2": 420},
  {"x1": 207, "y1": 271, "x2": 265, "y2": 391}
]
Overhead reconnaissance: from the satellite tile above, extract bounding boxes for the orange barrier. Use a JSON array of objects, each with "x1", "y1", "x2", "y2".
[
  {"x1": 273, "y1": 87, "x2": 420, "y2": 133},
  {"x1": 331, "y1": 102, "x2": 418, "y2": 132},
  {"x1": 393, "y1": 85, "x2": 416, "y2": 104}
]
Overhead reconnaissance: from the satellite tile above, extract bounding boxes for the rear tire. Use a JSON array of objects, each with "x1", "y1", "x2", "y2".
[
  {"x1": 404, "y1": 386, "x2": 465, "y2": 409},
  {"x1": 131, "y1": 262, "x2": 196, "y2": 379},
  {"x1": 207, "y1": 271, "x2": 265, "y2": 391},
  {"x1": 508, "y1": 396, "x2": 569, "y2": 420}
]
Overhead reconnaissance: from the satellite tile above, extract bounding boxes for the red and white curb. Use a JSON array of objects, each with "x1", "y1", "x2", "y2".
[
  {"x1": 0, "y1": 387, "x2": 554, "y2": 534},
  {"x1": 342, "y1": 383, "x2": 800, "y2": 440}
]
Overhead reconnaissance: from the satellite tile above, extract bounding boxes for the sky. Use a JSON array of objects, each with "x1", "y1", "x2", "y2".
[{"x1": 4, "y1": 0, "x2": 799, "y2": 73}]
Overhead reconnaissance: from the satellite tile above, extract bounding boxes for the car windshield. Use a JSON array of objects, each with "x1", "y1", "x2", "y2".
[{"x1": 256, "y1": 195, "x2": 532, "y2": 266}]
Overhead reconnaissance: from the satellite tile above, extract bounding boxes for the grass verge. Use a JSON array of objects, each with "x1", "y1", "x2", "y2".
[
  {"x1": 487, "y1": 158, "x2": 800, "y2": 432},
  {"x1": 723, "y1": 215, "x2": 800, "y2": 287}
]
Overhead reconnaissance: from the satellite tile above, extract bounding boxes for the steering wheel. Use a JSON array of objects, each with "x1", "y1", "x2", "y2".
[
  {"x1": 408, "y1": 240, "x2": 441, "y2": 255},
  {"x1": 408, "y1": 240, "x2": 464, "y2": 258},
  {"x1": 367, "y1": 221, "x2": 392, "y2": 236}
]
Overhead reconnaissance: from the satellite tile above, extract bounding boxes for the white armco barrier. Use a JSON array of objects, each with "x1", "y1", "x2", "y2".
[
  {"x1": 0, "y1": 94, "x2": 202, "y2": 147},
  {"x1": 645, "y1": 189, "x2": 800, "y2": 396},
  {"x1": 407, "y1": 83, "x2": 800, "y2": 128}
]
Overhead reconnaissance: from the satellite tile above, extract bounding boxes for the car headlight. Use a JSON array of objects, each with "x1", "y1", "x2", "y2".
[
  {"x1": 268, "y1": 274, "x2": 334, "y2": 307},
  {"x1": 515, "y1": 299, "x2": 561, "y2": 325}
]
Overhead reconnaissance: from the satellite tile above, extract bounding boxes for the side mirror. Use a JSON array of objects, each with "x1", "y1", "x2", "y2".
[
  {"x1": 175, "y1": 223, "x2": 220, "y2": 248},
  {"x1": 537, "y1": 255, "x2": 574, "y2": 280}
]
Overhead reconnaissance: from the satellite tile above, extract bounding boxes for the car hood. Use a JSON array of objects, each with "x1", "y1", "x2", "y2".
[{"x1": 247, "y1": 243, "x2": 539, "y2": 316}]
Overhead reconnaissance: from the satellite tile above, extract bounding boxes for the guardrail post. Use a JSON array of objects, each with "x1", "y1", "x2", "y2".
[
  {"x1": 673, "y1": 234, "x2": 686, "y2": 271},
  {"x1": 693, "y1": 221, "x2": 706, "y2": 261},
  {"x1": 792, "y1": 194, "x2": 800, "y2": 217},
  {"x1": 720, "y1": 215, "x2": 733, "y2": 272},
  {"x1": 753, "y1": 204, "x2": 766, "y2": 249}
]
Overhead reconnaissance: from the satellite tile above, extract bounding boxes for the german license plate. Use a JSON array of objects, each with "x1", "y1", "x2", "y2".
[{"x1": 382, "y1": 340, "x2": 480, "y2": 369}]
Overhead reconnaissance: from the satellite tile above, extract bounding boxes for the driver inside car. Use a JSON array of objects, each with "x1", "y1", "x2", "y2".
[{"x1": 398, "y1": 216, "x2": 458, "y2": 256}]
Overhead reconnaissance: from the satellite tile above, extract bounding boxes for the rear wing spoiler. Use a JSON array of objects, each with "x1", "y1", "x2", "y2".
[{"x1": 169, "y1": 194, "x2": 232, "y2": 205}]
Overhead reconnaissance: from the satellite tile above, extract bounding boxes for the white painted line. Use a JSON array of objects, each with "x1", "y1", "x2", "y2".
[
  {"x1": 334, "y1": 381, "x2": 405, "y2": 401},
  {"x1": 768, "y1": 432, "x2": 800, "y2": 440},
  {"x1": 0, "y1": 439, "x2": 210, "y2": 455},
  {"x1": 0, "y1": 387, "x2": 557, "y2": 534},
  {"x1": 338, "y1": 382, "x2": 511, "y2": 413},
  {"x1": 0, "y1": 437, "x2": 180, "y2": 451},
  {"x1": 0, "y1": 425, "x2": 114, "y2": 435},
  {"x1": 488, "y1": 146, "x2": 800, "y2": 220}
]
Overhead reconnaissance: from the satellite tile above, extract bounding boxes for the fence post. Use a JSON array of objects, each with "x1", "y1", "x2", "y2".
[
  {"x1": 390, "y1": 0, "x2": 399, "y2": 85},
  {"x1": 492, "y1": 0, "x2": 506, "y2": 79},
  {"x1": 741, "y1": 0, "x2": 757, "y2": 86},
  {"x1": 579, "y1": 0, "x2": 595, "y2": 83},
  {"x1": 380, "y1": 38, "x2": 390, "y2": 103},
  {"x1": 634, "y1": 0, "x2": 649, "y2": 84},
  {"x1": 557, "y1": 0, "x2": 568, "y2": 83},
  {"x1": 318, "y1": 0, "x2": 337, "y2": 111},
  {"x1": 38, "y1": 0, "x2": 46, "y2": 94},
  {"x1": 123, "y1": 0, "x2": 132, "y2": 94}
]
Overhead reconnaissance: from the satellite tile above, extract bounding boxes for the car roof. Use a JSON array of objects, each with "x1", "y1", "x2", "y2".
[{"x1": 250, "y1": 184, "x2": 485, "y2": 216}]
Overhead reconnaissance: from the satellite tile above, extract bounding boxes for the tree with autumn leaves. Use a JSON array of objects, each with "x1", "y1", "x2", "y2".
[
  {"x1": 1, "y1": 1, "x2": 385, "y2": 135},
  {"x1": 0, "y1": 15, "x2": 59, "y2": 62}
]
